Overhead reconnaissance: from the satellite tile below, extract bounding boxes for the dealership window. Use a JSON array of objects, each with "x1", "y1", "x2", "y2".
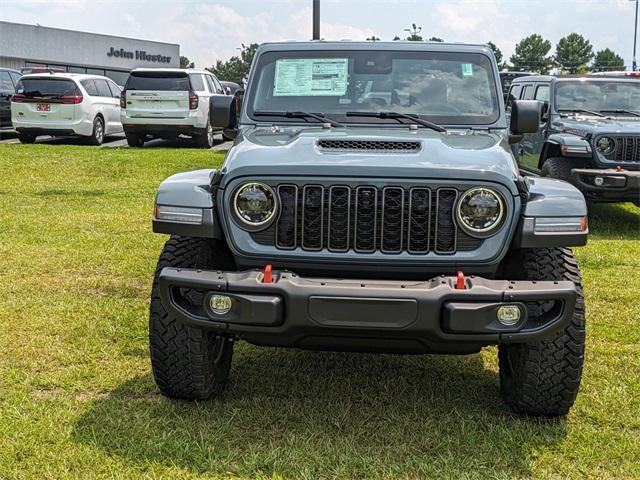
[
  {"x1": 86, "y1": 68, "x2": 106, "y2": 76},
  {"x1": 68, "y1": 66, "x2": 87, "y2": 74},
  {"x1": 104, "y1": 70, "x2": 129, "y2": 87}
]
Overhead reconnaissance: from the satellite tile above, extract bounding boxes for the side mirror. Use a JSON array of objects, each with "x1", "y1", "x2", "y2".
[
  {"x1": 510, "y1": 100, "x2": 541, "y2": 136},
  {"x1": 224, "y1": 86, "x2": 232, "y2": 95},
  {"x1": 210, "y1": 95, "x2": 237, "y2": 131}
]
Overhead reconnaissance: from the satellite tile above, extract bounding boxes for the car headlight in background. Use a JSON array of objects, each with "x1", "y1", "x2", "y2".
[
  {"x1": 232, "y1": 182, "x2": 277, "y2": 229},
  {"x1": 456, "y1": 187, "x2": 505, "y2": 236},
  {"x1": 595, "y1": 136, "x2": 616, "y2": 155}
]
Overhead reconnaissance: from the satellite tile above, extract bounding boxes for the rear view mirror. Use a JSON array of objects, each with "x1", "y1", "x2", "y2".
[{"x1": 510, "y1": 100, "x2": 541, "y2": 135}]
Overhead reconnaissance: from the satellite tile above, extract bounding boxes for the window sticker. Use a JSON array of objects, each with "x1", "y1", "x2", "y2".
[
  {"x1": 274, "y1": 58, "x2": 348, "y2": 96},
  {"x1": 461, "y1": 63, "x2": 474, "y2": 77}
]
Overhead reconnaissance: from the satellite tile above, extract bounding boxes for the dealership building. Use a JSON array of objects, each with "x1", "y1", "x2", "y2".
[{"x1": 0, "y1": 21, "x2": 180, "y2": 85}]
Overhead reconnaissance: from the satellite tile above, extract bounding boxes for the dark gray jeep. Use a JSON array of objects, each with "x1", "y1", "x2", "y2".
[
  {"x1": 149, "y1": 42, "x2": 588, "y2": 416},
  {"x1": 508, "y1": 75, "x2": 640, "y2": 205}
]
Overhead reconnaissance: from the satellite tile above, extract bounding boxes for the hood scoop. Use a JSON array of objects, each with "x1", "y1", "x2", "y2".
[{"x1": 317, "y1": 139, "x2": 421, "y2": 152}]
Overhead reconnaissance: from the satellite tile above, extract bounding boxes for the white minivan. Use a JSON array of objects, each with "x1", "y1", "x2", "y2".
[
  {"x1": 120, "y1": 69, "x2": 229, "y2": 148},
  {"x1": 11, "y1": 73, "x2": 122, "y2": 144}
]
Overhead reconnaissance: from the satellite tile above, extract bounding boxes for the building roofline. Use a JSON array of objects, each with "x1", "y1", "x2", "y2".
[{"x1": 0, "y1": 20, "x2": 179, "y2": 48}]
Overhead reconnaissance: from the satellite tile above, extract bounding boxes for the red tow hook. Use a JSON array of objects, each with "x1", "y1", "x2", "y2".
[
  {"x1": 262, "y1": 264, "x2": 273, "y2": 284},
  {"x1": 455, "y1": 270, "x2": 466, "y2": 290}
]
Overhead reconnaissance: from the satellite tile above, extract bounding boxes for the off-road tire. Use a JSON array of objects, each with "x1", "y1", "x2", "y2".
[
  {"x1": 18, "y1": 133, "x2": 37, "y2": 144},
  {"x1": 541, "y1": 157, "x2": 585, "y2": 184},
  {"x1": 125, "y1": 132, "x2": 145, "y2": 147},
  {"x1": 499, "y1": 248, "x2": 585, "y2": 417},
  {"x1": 150, "y1": 236, "x2": 236, "y2": 400},
  {"x1": 87, "y1": 116, "x2": 105, "y2": 146},
  {"x1": 196, "y1": 119, "x2": 215, "y2": 148}
]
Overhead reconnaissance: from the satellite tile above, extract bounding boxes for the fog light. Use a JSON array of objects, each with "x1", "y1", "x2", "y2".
[
  {"x1": 209, "y1": 295, "x2": 232, "y2": 315},
  {"x1": 594, "y1": 176, "x2": 604, "y2": 186},
  {"x1": 496, "y1": 305, "x2": 521, "y2": 326}
]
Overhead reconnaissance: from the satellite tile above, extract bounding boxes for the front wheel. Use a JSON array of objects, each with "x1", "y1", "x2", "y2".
[
  {"x1": 149, "y1": 236, "x2": 236, "y2": 400},
  {"x1": 541, "y1": 157, "x2": 584, "y2": 184},
  {"x1": 499, "y1": 247, "x2": 586, "y2": 417}
]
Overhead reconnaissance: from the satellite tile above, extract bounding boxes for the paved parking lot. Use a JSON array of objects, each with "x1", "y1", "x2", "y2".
[{"x1": 0, "y1": 129, "x2": 232, "y2": 150}]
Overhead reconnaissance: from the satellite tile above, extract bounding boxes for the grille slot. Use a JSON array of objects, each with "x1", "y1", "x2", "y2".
[
  {"x1": 435, "y1": 189, "x2": 458, "y2": 254},
  {"x1": 408, "y1": 188, "x2": 431, "y2": 253},
  {"x1": 302, "y1": 186, "x2": 324, "y2": 250},
  {"x1": 381, "y1": 187, "x2": 404, "y2": 253},
  {"x1": 276, "y1": 185, "x2": 297, "y2": 249},
  {"x1": 255, "y1": 184, "x2": 486, "y2": 255},
  {"x1": 608, "y1": 136, "x2": 640, "y2": 162},
  {"x1": 354, "y1": 187, "x2": 377, "y2": 252},
  {"x1": 318, "y1": 139, "x2": 421, "y2": 152},
  {"x1": 328, "y1": 186, "x2": 351, "y2": 252}
]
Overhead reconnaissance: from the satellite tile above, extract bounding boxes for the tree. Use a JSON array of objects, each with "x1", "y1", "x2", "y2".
[
  {"x1": 555, "y1": 33, "x2": 593, "y2": 74},
  {"x1": 366, "y1": 35, "x2": 381, "y2": 42},
  {"x1": 510, "y1": 34, "x2": 553, "y2": 74},
  {"x1": 428, "y1": 37, "x2": 443, "y2": 42},
  {"x1": 486, "y1": 41, "x2": 503, "y2": 66},
  {"x1": 591, "y1": 48, "x2": 625, "y2": 72},
  {"x1": 392, "y1": 35, "x2": 401, "y2": 41},
  {"x1": 207, "y1": 43, "x2": 258, "y2": 85},
  {"x1": 180, "y1": 56, "x2": 194, "y2": 69},
  {"x1": 404, "y1": 24, "x2": 423, "y2": 41}
]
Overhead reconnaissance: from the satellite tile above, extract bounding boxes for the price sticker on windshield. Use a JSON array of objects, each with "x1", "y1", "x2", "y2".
[
  {"x1": 274, "y1": 58, "x2": 348, "y2": 96},
  {"x1": 461, "y1": 63, "x2": 474, "y2": 77}
]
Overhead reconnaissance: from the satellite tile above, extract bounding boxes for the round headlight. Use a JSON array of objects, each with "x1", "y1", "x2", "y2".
[
  {"x1": 596, "y1": 136, "x2": 615, "y2": 155},
  {"x1": 456, "y1": 187, "x2": 505, "y2": 236},
  {"x1": 232, "y1": 182, "x2": 277, "y2": 229}
]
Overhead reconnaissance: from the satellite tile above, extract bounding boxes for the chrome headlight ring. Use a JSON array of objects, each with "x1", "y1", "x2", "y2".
[
  {"x1": 231, "y1": 182, "x2": 278, "y2": 231},
  {"x1": 456, "y1": 187, "x2": 505, "y2": 238}
]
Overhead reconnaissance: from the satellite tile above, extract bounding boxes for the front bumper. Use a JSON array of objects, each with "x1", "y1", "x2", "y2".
[
  {"x1": 158, "y1": 268, "x2": 577, "y2": 354},
  {"x1": 572, "y1": 168, "x2": 640, "y2": 204}
]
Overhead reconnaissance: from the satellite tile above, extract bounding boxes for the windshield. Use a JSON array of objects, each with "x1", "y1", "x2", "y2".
[
  {"x1": 16, "y1": 78, "x2": 80, "y2": 98},
  {"x1": 555, "y1": 81, "x2": 640, "y2": 113},
  {"x1": 247, "y1": 50, "x2": 501, "y2": 125}
]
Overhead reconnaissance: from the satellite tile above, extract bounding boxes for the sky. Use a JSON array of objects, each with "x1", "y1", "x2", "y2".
[{"x1": 1, "y1": 0, "x2": 636, "y2": 69}]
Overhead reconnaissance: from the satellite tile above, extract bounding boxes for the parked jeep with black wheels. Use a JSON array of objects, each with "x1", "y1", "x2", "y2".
[
  {"x1": 508, "y1": 75, "x2": 640, "y2": 206},
  {"x1": 149, "y1": 42, "x2": 589, "y2": 416}
]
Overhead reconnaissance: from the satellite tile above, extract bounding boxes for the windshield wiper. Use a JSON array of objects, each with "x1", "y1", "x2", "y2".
[
  {"x1": 558, "y1": 108, "x2": 605, "y2": 118},
  {"x1": 599, "y1": 109, "x2": 640, "y2": 117},
  {"x1": 253, "y1": 110, "x2": 344, "y2": 127},
  {"x1": 346, "y1": 111, "x2": 447, "y2": 132}
]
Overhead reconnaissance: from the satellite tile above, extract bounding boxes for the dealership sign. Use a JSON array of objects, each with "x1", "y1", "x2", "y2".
[{"x1": 107, "y1": 47, "x2": 172, "y2": 64}]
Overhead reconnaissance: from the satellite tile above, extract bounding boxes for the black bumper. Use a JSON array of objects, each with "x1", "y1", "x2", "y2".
[
  {"x1": 158, "y1": 268, "x2": 577, "y2": 354},
  {"x1": 15, "y1": 127, "x2": 76, "y2": 136},
  {"x1": 123, "y1": 124, "x2": 206, "y2": 138},
  {"x1": 572, "y1": 168, "x2": 640, "y2": 204}
]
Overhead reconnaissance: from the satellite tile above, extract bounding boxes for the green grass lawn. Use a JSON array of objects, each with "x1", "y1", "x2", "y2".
[{"x1": 0, "y1": 144, "x2": 639, "y2": 479}]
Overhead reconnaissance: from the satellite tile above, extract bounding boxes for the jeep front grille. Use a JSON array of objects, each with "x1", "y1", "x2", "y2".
[
  {"x1": 606, "y1": 136, "x2": 640, "y2": 162},
  {"x1": 255, "y1": 184, "x2": 483, "y2": 254}
]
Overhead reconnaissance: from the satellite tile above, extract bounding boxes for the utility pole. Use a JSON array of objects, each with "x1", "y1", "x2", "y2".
[
  {"x1": 633, "y1": 0, "x2": 639, "y2": 70},
  {"x1": 312, "y1": 0, "x2": 320, "y2": 40}
]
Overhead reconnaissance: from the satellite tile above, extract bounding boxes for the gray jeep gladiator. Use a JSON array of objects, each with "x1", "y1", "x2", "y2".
[
  {"x1": 508, "y1": 75, "x2": 640, "y2": 205},
  {"x1": 150, "y1": 42, "x2": 588, "y2": 417}
]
